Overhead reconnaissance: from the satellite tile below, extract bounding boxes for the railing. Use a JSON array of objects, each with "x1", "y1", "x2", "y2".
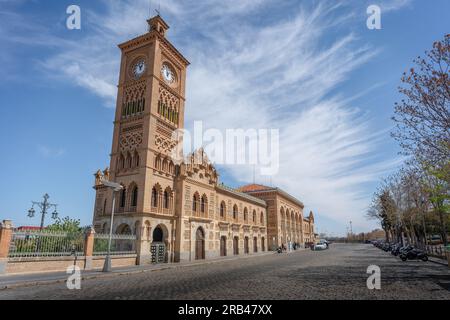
[
  {"x1": 93, "y1": 233, "x2": 137, "y2": 256},
  {"x1": 415, "y1": 243, "x2": 447, "y2": 259},
  {"x1": 424, "y1": 245, "x2": 446, "y2": 259},
  {"x1": 8, "y1": 230, "x2": 85, "y2": 258}
]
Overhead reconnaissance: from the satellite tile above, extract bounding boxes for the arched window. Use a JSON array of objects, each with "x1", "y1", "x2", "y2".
[
  {"x1": 163, "y1": 190, "x2": 169, "y2": 209},
  {"x1": 103, "y1": 198, "x2": 107, "y2": 214},
  {"x1": 119, "y1": 154, "x2": 125, "y2": 170},
  {"x1": 151, "y1": 187, "x2": 158, "y2": 207},
  {"x1": 220, "y1": 201, "x2": 226, "y2": 218},
  {"x1": 233, "y1": 205, "x2": 238, "y2": 221},
  {"x1": 119, "y1": 188, "x2": 126, "y2": 208},
  {"x1": 155, "y1": 156, "x2": 161, "y2": 170},
  {"x1": 131, "y1": 186, "x2": 138, "y2": 207},
  {"x1": 134, "y1": 151, "x2": 139, "y2": 167},
  {"x1": 201, "y1": 195, "x2": 207, "y2": 214},
  {"x1": 252, "y1": 210, "x2": 256, "y2": 223},
  {"x1": 243, "y1": 208, "x2": 248, "y2": 222},
  {"x1": 260, "y1": 211, "x2": 264, "y2": 224},
  {"x1": 126, "y1": 153, "x2": 132, "y2": 168},
  {"x1": 192, "y1": 193, "x2": 199, "y2": 212}
]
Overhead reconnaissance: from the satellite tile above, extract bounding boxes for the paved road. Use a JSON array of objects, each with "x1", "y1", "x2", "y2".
[{"x1": 0, "y1": 244, "x2": 449, "y2": 300}]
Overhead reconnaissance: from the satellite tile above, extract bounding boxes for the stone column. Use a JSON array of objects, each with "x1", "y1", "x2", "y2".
[
  {"x1": 0, "y1": 220, "x2": 13, "y2": 274},
  {"x1": 84, "y1": 227, "x2": 95, "y2": 270},
  {"x1": 136, "y1": 225, "x2": 151, "y2": 265}
]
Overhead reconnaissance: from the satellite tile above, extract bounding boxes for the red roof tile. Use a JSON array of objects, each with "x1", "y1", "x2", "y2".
[{"x1": 238, "y1": 184, "x2": 273, "y2": 192}]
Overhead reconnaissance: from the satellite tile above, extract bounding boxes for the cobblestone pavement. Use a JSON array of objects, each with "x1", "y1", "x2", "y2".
[{"x1": 0, "y1": 243, "x2": 449, "y2": 300}]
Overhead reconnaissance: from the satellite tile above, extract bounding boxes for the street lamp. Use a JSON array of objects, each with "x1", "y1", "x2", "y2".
[
  {"x1": 100, "y1": 179, "x2": 124, "y2": 273},
  {"x1": 27, "y1": 193, "x2": 59, "y2": 230}
]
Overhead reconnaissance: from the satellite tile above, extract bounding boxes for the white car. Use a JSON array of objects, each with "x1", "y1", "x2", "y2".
[{"x1": 313, "y1": 243, "x2": 328, "y2": 251}]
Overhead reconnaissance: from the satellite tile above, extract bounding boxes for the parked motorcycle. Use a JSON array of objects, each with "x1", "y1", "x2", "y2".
[
  {"x1": 390, "y1": 243, "x2": 401, "y2": 256},
  {"x1": 400, "y1": 248, "x2": 428, "y2": 262}
]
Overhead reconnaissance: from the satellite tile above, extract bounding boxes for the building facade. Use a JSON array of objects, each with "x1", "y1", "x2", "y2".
[
  {"x1": 239, "y1": 184, "x2": 316, "y2": 249},
  {"x1": 92, "y1": 16, "x2": 316, "y2": 264}
]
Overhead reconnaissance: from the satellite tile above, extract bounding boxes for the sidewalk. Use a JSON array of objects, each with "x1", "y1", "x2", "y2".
[{"x1": 0, "y1": 250, "x2": 288, "y2": 289}]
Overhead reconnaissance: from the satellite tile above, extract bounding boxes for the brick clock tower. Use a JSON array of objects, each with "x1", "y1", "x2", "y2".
[{"x1": 92, "y1": 15, "x2": 189, "y2": 264}]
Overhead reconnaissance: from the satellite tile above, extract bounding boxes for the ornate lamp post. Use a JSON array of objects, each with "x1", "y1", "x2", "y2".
[
  {"x1": 27, "y1": 193, "x2": 59, "y2": 230},
  {"x1": 100, "y1": 179, "x2": 124, "y2": 273}
]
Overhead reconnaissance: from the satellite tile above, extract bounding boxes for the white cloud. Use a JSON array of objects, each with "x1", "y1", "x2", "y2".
[{"x1": 37, "y1": 145, "x2": 65, "y2": 158}]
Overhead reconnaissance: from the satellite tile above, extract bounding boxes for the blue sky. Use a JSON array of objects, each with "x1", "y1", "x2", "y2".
[{"x1": 0, "y1": 0, "x2": 448, "y2": 236}]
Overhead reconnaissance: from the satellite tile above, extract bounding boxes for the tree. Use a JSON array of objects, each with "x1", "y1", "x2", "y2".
[
  {"x1": 420, "y1": 164, "x2": 449, "y2": 245},
  {"x1": 392, "y1": 34, "x2": 450, "y2": 166},
  {"x1": 367, "y1": 186, "x2": 397, "y2": 242},
  {"x1": 47, "y1": 216, "x2": 82, "y2": 233}
]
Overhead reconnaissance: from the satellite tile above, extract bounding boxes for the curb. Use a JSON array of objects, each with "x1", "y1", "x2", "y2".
[{"x1": 0, "y1": 251, "x2": 280, "y2": 290}]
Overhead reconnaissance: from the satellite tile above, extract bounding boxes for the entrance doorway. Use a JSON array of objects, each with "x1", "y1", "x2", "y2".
[
  {"x1": 253, "y1": 237, "x2": 258, "y2": 253},
  {"x1": 220, "y1": 236, "x2": 227, "y2": 256},
  {"x1": 151, "y1": 225, "x2": 166, "y2": 263},
  {"x1": 244, "y1": 237, "x2": 249, "y2": 254},
  {"x1": 233, "y1": 236, "x2": 239, "y2": 255},
  {"x1": 195, "y1": 227, "x2": 205, "y2": 260}
]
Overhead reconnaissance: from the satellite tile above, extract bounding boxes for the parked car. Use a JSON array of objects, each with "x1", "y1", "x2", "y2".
[{"x1": 312, "y1": 242, "x2": 328, "y2": 251}]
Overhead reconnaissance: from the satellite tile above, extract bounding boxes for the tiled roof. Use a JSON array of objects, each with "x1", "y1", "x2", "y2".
[
  {"x1": 216, "y1": 184, "x2": 267, "y2": 206},
  {"x1": 238, "y1": 184, "x2": 274, "y2": 192},
  {"x1": 240, "y1": 184, "x2": 304, "y2": 208}
]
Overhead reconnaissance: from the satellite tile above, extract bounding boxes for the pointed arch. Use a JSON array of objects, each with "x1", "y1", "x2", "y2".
[
  {"x1": 119, "y1": 153, "x2": 125, "y2": 170},
  {"x1": 192, "y1": 192, "x2": 200, "y2": 214},
  {"x1": 119, "y1": 187, "x2": 126, "y2": 209},
  {"x1": 151, "y1": 183, "x2": 162, "y2": 208},
  {"x1": 133, "y1": 150, "x2": 140, "y2": 168},
  {"x1": 233, "y1": 204, "x2": 238, "y2": 221},
  {"x1": 126, "y1": 152, "x2": 132, "y2": 168},
  {"x1": 201, "y1": 194, "x2": 208, "y2": 215},
  {"x1": 154, "y1": 155, "x2": 162, "y2": 171},
  {"x1": 130, "y1": 183, "x2": 138, "y2": 208},
  {"x1": 163, "y1": 186, "x2": 173, "y2": 210},
  {"x1": 220, "y1": 201, "x2": 226, "y2": 219}
]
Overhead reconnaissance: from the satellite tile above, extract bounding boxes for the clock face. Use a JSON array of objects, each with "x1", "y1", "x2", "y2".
[
  {"x1": 161, "y1": 63, "x2": 175, "y2": 84},
  {"x1": 133, "y1": 60, "x2": 146, "y2": 79}
]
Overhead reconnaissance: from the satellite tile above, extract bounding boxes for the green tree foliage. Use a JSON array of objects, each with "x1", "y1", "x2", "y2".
[{"x1": 47, "y1": 216, "x2": 82, "y2": 233}]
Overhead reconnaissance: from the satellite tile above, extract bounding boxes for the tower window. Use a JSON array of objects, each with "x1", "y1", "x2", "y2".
[
  {"x1": 119, "y1": 188, "x2": 126, "y2": 208},
  {"x1": 151, "y1": 187, "x2": 158, "y2": 207},
  {"x1": 131, "y1": 186, "x2": 138, "y2": 207}
]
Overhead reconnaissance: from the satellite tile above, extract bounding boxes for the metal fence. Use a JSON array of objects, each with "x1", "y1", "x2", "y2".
[
  {"x1": 93, "y1": 233, "x2": 137, "y2": 256},
  {"x1": 424, "y1": 245, "x2": 446, "y2": 259},
  {"x1": 8, "y1": 230, "x2": 85, "y2": 258},
  {"x1": 416, "y1": 244, "x2": 447, "y2": 259}
]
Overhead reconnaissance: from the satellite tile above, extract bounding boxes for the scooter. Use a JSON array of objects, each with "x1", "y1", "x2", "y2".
[
  {"x1": 400, "y1": 248, "x2": 428, "y2": 262},
  {"x1": 391, "y1": 243, "x2": 401, "y2": 256}
]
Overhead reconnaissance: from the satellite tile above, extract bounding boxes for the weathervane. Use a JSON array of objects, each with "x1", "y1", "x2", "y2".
[{"x1": 155, "y1": 1, "x2": 161, "y2": 16}]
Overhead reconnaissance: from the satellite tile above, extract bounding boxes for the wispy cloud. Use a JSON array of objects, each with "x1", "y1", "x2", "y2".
[
  {"x1": 1, "y1": 0, "x2": 406, "y2": 233},
  {"x1": 37, "y1": 145, "x2": 65, "y2": 158}
]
